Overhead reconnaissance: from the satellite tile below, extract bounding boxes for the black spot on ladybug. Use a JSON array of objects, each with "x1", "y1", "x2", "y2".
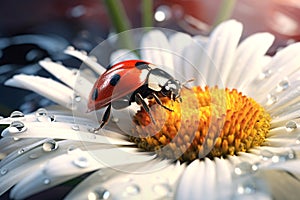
[
  {"x1": 110, "y1": 74, "x2": 121, "y2": 86},
  {"x1": 135, "y1": 61, "x2": 150, "y2": 70},
  {"x1": 92, "y1": 88, "x2": 98, "y2": 100}
]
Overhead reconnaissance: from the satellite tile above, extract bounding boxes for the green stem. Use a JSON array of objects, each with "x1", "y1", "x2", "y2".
[
  {"x1": 103, "y1": 0, "x2": 135, "y2": 49},
  {"x1": 211, "y1": 0, "x2": 236, "y2": 30},
  {"x1": 142, "y1": 0, "x2": 153, "y2": 28}
]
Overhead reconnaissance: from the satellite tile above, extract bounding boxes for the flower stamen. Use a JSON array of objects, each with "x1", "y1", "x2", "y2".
[{"x1": 131, "y1": 86, "x2": 271, "y2": 163}]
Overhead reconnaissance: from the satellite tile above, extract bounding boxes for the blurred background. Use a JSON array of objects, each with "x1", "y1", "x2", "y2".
[{"x1": 0, "y1": 0, "x2": 300, "y2": 117}]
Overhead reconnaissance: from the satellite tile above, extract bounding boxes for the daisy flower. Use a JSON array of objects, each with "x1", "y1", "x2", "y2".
[{"x1": 2, "y1": 20, "x2": 300, "y2": 199}]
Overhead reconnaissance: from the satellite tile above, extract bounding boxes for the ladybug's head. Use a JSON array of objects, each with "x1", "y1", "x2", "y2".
[{"x1": 161, "y1": 79, "x2": 181, "y2": 101}]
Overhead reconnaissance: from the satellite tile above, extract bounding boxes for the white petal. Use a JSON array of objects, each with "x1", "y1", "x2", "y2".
[
  {"x1": 250, "y1": 42, "x2": 300, "y2": 99},
  {"x1": 110, "y1": 49, "x2": 139, "y2": 65},
  {"x1": 39, "y1": 59, "x2": 93, "y2": 100},
  {"x1": 66, "y1": 160, "x2": 184, "y2": 200},
  {"x1": 140, "y1": 30, "x2": 174, "y2": 70},
  {"x1": 176, "y1": 160, "x2": 207, "y2": 200},
  {"x1": 200, "y1": 20, "x2": 243, "y2": 86},
  {"x1": 64, "y1": 47, "x2": 106, "y2": 75},
  {"x1": 0, "y1": 140, "x2": 84, "y2": 196},
  {"x1": 5, "y1": 74, "x2": 74, "y2": 110},
  {"x1": 169, "y1": 32, "x2": 194, "y2": 80},
  {"x1": 227, "y1": 33, "x2": 274, "y2": 90},
  {"x1": 1, "y1": 121, "x2": 133, "y2": 146},
  {"x1": 10, "y1": 148, "x2": 155, "y2": 199}
]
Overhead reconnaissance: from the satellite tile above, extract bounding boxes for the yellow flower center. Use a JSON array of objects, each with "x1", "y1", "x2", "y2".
[{"x1": 130, "y1": 86, "x2": 271, "y2": 163}]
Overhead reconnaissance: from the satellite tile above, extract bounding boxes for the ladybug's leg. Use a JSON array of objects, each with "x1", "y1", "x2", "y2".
[
  {"x1": 99, "y1": 104, "x2": 112, "y2": 129},
  {"x1": 135, "y1": 93, "x2": 156, "y2": 124},
  {"x1": 151, "y1": 93, "x2": 173, "y2": 112}
]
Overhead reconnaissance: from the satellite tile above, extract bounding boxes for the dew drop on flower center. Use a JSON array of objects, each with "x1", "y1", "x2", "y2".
[{"x1": 130, "y1": 86, "x2": 271, "y2": 163}]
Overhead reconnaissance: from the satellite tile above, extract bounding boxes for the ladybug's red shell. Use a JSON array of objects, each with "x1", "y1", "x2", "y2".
[{"x1": 88, "y1": 60, "x2": 152, "y2": 111}]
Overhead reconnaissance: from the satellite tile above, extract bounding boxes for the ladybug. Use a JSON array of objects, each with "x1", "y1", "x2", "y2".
[{"x1": 87, "y1": 60, "x2": 182, "y2": 129}]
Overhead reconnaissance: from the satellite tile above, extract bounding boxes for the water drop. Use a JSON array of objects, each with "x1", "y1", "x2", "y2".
[
  {"x1": 35, "y1": 108, "x2": 49, "y2": 122},
  {"x1": 80, "y1": 50, "x2": 87, "y2": 56},
  {"x1": 276, "y1": 149, "x2": 296, "y2": 162},
  {"x1": 266, "y1": 94, "x2": 278, "y2": 105},
  {"x1": 73, "y1": 156, "x2": 89, "y2": 168},
  {"x1": 260, "y1": 149, "x2": 274, "y2": 160},
  {"x1": 276, "y1": 80, "x2": 289, "y2": 92},
  {"x1": 66, "y1": 46, "x2": 75, "y2": 51},
  {"x1": 10, "y1": 111, "x2": 24, "y2": 118},
  {"x1": 88, "y1": 188, "x2": 111, "y2": 200},
  {"x1": 67, "y1": 145, "x2": 77, "y2": 153},
  {"x1": 0, "y1": 168, "x2": 8, "y2": 175},
  {"x1": 296, "y1": 136, "x2": 300, "y2": 144},
  {"x1": 236, "y1": 181, "x2": 256, "y2": 195},
  {"x1": 71, "y1": 69, "x2": 78, "y2": 76},
  {"x1": 49, "y1": 115, "x2": 56, "y2": 122},
  {"x1": 261, "y1": 69, "x2": 272, "y2": 79},
  {"x1": 43, "y1": 178, "x2": 51, "y2": 185},
  {"x1": 29, "y1": 153, "x2": 39, "y2": 159},
  {"x1": 285, "y1": 121, "x2": 297, "y2": 132},
  {"x1": 112, "y1": 117, "x2": 119, "y2": 123},
  {"x1": 124, "y1": 184, "x2": 140, "y2": 196},
  {"x1": 74, "y1": 94, "x2": 81, "y2": 102},
  {"x1": 234, "y1": 162, "x2": 257, "y2": 176},
  {"x1": 152, "y1": 183, "x2": 172, "y2": 197},
  {"x1": 18, "y1": 148, "x2": 25, "y2": 154},
  {"x1": 72, "y1": 124, "x2": 80, "y2": 131},
  {"x1": 89, "y1": 55, "x2": 98, "y2": 62},
  {"x1": 43, "y1": 140, "x2": 59, "y2": 152},
  {"x1": 9, "y1": 121, "x2": 27, "y2": 133}
]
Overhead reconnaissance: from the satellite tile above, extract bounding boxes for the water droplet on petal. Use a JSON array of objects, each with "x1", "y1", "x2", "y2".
[
  {"x1": 285, "y1": 121, "x2": 297, "y2": 132},
  {"x1": 152, "y1": 183, "x2": 172, "y2": 197},
  {"x1": 124, "y1": 184, "x2": 140, "y2": 196},
  {"x1": 9, "y1": 121, "x2": 27, "y2": 133},
  {"x1": 236, "y1": 180, "x2": 256, "y2": 195},
  {"x1": 260, "y1": 149, "x2": 274, "y2": 160},
  {"x1": 80, "y1": 50, "x2": 87, "y2": 56},
  {"x1": 72, "y1": 124, "x2": 80, "y2": 131},
  {"x1": 260, "y1": 69, "x2": 272, "y2": 79},
  {"x1": 88, "y1": 188, "x2": 111, "y2": 200},
  {"x1": 71, "y1": 69, "x2": 79, "y2": 76},
  {"x1": 74, "y1": 94, "x2": 81, "y2": 102},
  {"x1": 0, "y1": 168, "x2": 8, "y2": 175},
  {"x1": 266, "y1": 94, "x2": 278, "y2": 105},
  {"x1": 276, "y1": 80, "x2": 289, "y2": 92},
  {"x1": 43, "y1": 140, "x2": 58, "y2": 152},
  {"x1": 67, "y1": 46, "x2": 75, "y2": 51},
  {"x1": 18, "y1": 148, "x2": 25, "y2": 154},
  {"x1": 73, "y1": 156, "x2": 89, "y2": 168},
  {"x1": 234, "y1": 162, "x2": 257, "y2": 176},
  {"x1": 43, "y1": 178, "x2": 51, "y2": 185},
  {"x1": 89, "y1": 55, "x2": 98, "y2": 62},
  {"x1": 29, "y1": 153, "x2": 39, "y2": 159},
  {"x1": 276, "y1": 149, "x2": 296, "y2": 162},
  {"x1": 112, "y1": 117, "x2": 119, "y2": 123},
  {"x1": 67, "y1": 145, "x2": 76, "y2": 153},
  {"x1": 35, "y1": 108, "x2": 49, "y2": 122},
  {"x1": 10, "y1": 111, "x2": 24, "y2": 118},
  {"x1": 49, "y1": 115, "x2": 56, "y2": 122},
  {"x1": 296, "y1": 136, "x2": 300, "y2": 144}
]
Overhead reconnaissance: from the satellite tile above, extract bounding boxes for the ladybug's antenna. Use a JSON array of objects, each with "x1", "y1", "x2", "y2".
[{"x1": 182, "y1": 78, "x2": 195, "y2": 89}]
